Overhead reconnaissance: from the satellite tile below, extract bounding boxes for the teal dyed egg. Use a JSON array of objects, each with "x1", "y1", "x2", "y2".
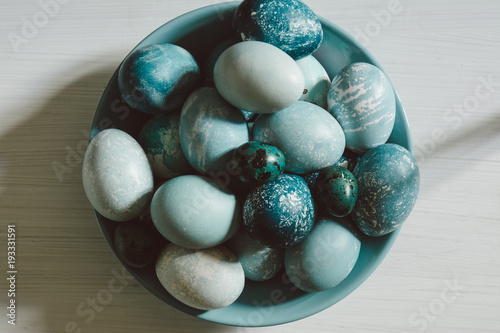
[
  {"x1": 352, "y1": 144, "x2": 420, "y2": 236},
  {"x1": 253, "y1": 101, "x2": 345, "y2": 174},
  {"x1": 296, "y1": 55, "x2": 330, "y2": 109},
  {"x1": 334, "y1": 149, "x2": 361, "y2": 173},
  {"x1": 150, "y1": 174, "x2": 240, "y2": 249},
  {"x1": 82, "y1": 129, "x2": 154, "y2": 222},
  {"x1": 138, "y1": 113, "x2": 192, "y2": 179},
  {"x1": 314, "y1": 166, "x2": 358, "y2": 217},
  {"x1": 156, "y1": 243, "x2": 245, "y2": 310},
  {"x1": 285, "y1": 216, "x2": 361, "y2": 292},
  {"x1": 327, "y1": 62, "x2": 396, "y2": 153},
  {"x1": 231, "y1": 141, "x2": 286, "y2": 186}
]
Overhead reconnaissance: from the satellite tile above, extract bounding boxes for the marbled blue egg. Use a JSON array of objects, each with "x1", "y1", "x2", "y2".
[
  {"x1": 82, "y1": 129, "x2": 154, "y2": 222},
  {"x1": 179, "y1": 87, "x2": 249, "y2": 175},
  {"x1": 138, "y1": 113, "x2": 193, "y2": 179},
  {"x1": 118, "y1": 43, "x2": 200, "y2": 114},
  {"x1": 214, "y1": 41, "x2": 304, "y2": 113},
  {"x1": 352, "y1": 144, "x2": 420, "y2": 237},
  {"x1": 150, "y1": 175, "x2": 241, "y2": 249},
  {"x1": 314, "y1": 166, "x2": 358, "y2": 217},
  {"x1": 226, "y1": 228, "x2": 284, "y2": 281},
  {"x1": 243, "y1": 174, "x2": 315, "y2": 248},
  {"x1": 156, "y1": 243, "x2": 245, "y2": 310},
  {"x1": 296, "y1": 55, "x2": 331, "y2": 109},
  {"x1": 285, "y1": 216, "x2": 361, "y2": 292},
  {"x1": 233, "y1": 0, "x2": 323, "y2": 59},
  {"x1": 327, "y1": 62, "x2": 396, "y2": 153},
  {"x1": 253, "y1": 101, "x2": 345, "y2": 174}
]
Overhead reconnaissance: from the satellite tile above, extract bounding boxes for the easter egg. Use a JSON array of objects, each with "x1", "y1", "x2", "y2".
[
  {"x1": 226, "y1": 228, "x2": 284, "y2": 281},
  {"x1": 327, "y1": 62, "x2": 396, "y2": 153},
  {"x1": 118, "y1": 43, "x2": 200, "y2": 114},
  {"x1": 179, "y1": 87, "x2": 249, "y2": 175},
  {"x1": 314, "y1": 166, "x2": 358, "y2": 217},
  {"x1": 334, "y1": 149, "x2": 361, "y2": 173},
  {"x1": 82, "y1": 129, "x2": 154, "y2": 222},
  {"x1": 253, "y1": 101, "x2": 345, "y2": 174},
  {"x1": 213, "y1": 41, "x2": 304, "y2": 113},
  {"x1": 296, "y1": 55, "x2": 331, "y2": 109},
  {"x1": 138, "y1": 113, "x2": 193, "y2": 179},
  {"x1": 243, "y1": 174, "x2": 315, "y2": 248},
  {"x1": 150, "y1": 175, "x2": 240, "y2": 249},
  {"x1": 203, "y1": 38, "x2": 237, "y2": 86},
  {"x1": 233, "y1": 0, "x2": 323, "y2": 59},
  {"x1": 231, "y1": 141, "x2": 286, "y2": 186},
  {"x1": 352, "y1": 144, "x2": 420, "y2": 236},
  {"x1": 156, "y1": 243, "x2": 245, "y2": 310},
  {"x1": 285, "y1": 216, "x2": 361, "y2": 292}
]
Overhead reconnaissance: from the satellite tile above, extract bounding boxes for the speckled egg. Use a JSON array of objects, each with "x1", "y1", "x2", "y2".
[
  {"x1": 231, "y1": 141, "x2": 286, "y2": 186},
  {"x1": 156, "y1": 243, "x2": 245, "y2": 310},
  {"x1": 314, "y1": 166, "x2": 358, "y2": 217},
  {"x1": 179, "y1": 87, "x2": 249, "y2": 175},
  {"x1": 296, "y1": 55, "x2": 331, "y2": 109},
  {"x1": 243, "y1": 174, "x2": 315, "y2": 248},
  {"x1": 285, "y1": 216, "x2": 361, "y2": 292},
  {"x1": 118, "y1": 43, "x2": 200, "y2": 114},
  {"x1": 233, "y1": 0, "x2": 323, "y2": 59},
  {"x1": 253, "y1": 101, "x2": 345, "y2": 174},
  {"x1": 327, "y1": 62, "x2": 396, "y2": 153},
  {"x1": 226, "y1": 228, "x2": 284, "y2": 281},
  {"x1": 213, "y1": 41, "x2": 304, "y2": 113},
  {"x1": 138, "y1": 113, "x2": 193, "y2": 179},
  {"x1": 82, "y1": 129, "x2": 154, "y2": 222},
  {"x1": 150, "y1": 175, "x2": 240, "y2": 249},
  {"x1": 352, "y1": 144, "x2": 420, "y2": 237}
]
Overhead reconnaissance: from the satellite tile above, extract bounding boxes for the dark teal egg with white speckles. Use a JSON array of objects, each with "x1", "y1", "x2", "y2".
[
  {"x1": 327, "y1": 62, "x2": 396, "y2": 153},
  {"x1": 118, "y1": 43, "x2": 200, "y2": 114},
  {"x1": 314, "y1": 166, "x2": 358, "y2": 217},
  {"x1": 352, "y1": 144, "x2": 420, "y2": 237},
  {"x1": 138, "y1": 113, "x2": 192, "y2": 179},
  {"x1": 334, "y1": 149, "x2": 361, "y2": 173},
  {"x1": 243, "y1": 174, "x2": 315, "y2": 248},
  {"x1": 233, "y1": 0, "x2": 323, "y2": 59},
  {"x1": 231, "y1": 141, "x2": 286, "y2": 186},
  {"x1": 82, "y1": 129, "x2": 154, "y2": 222}
]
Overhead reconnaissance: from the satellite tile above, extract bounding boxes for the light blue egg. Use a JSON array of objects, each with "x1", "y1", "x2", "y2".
[
  {"x1": 226, "y1": 228, "x2": 284, "y2": 281},
  {"x1": 156, "y1": 243, "x2": 245, "y2": 310},
  {"x1": 253, "y1": 101, "x2": 345, "y2": 174},
  {"x1": 150, "y1": 174, "x2": 240, "y2": 249},
  {"x1": 179, "y1": 87, "x2": 249, "y2": 175},
  {"x1": 285, "y1": 216, "x2": 361, "y2": 292},
  {"x1": 213, "y1": 41, "x2": 304, "y2": 113},
  {"x1": 82, "y1": 129, "x2": 154, "y2": 222},
  {"x1": 296, "y1": 55, "x2": 331, "y2": 109},
  {"x1": 352, "y1": 144, "x2": 420, "y2": 236},
  {"x1": 327, "y1": 62, "x2": 396, "y2": 153}
]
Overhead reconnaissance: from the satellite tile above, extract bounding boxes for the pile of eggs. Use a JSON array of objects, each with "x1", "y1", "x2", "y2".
[{"x1": 82, "y1": 0, "x2": 420, "y2": 311}]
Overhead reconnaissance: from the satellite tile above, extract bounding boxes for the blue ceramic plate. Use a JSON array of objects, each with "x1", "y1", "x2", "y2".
[{"x1": 90, "y1": 1, "x2": 413, "y2": 327}]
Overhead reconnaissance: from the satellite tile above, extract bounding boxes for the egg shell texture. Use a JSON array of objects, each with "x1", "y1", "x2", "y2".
[
  {"x1": 233, "y1": 0, "x2": 323, "y2": 59},
  {"x1": 138, "y1": 113, "x2": 192, "y2": 179},
  {"x1": 253, "y1": 101, "x2": 345, "y2": 174},
  {"x1": 296, "y1": 55, "x2": 331, "y2": 109},
  {"x1": 118, "y1": 43, "x2": 200, "y2": 114},
  {"x1": 213, "y1": 41, "x2": 304, "y2": 113},
  {"x1": 243, "y1": 174, "x2": 315, "y2": 248},
  {"x1": 352, "y1": 144, "x2": 420, "y2": 237},
  {"x1": 327, "y1": 62, "x2": 396, "y2": 153},
  {"x1": 155, "y1": 243, "x2": 245, "y2": 310},
  {"x1": 150, "y1": 174, "x2": 240, "y2": 249},
  {"x1": 179, "y1": 87, "x2": 249, "y2": 175},
  {"x1": 285, "y1": 216, "x2": 361, "y2": 292},
  {"x1": 82, "y1": 129, "x2": 154, "y2": 222},
  {"x1": 315, "y1": 165, "x2": 358, "y2": 217}
]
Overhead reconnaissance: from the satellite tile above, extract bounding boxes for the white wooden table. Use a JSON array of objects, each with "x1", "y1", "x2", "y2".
[{"x1": 1, "y1": 1, "x2": 499, "y2": 332}]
